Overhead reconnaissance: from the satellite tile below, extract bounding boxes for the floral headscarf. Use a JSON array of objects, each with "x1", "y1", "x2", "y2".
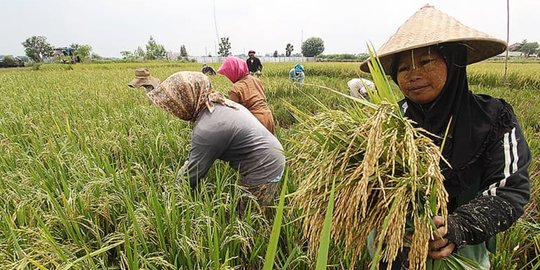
[
  {"x1": 147, "y1": 71, "x2": 237, "y2": 121},
  {"x1": 217, "y1": 56, "x2": 249, "y2": 83}
]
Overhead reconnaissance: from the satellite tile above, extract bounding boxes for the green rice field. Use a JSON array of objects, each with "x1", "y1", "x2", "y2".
[{"x1": 0, "y1": 61, "x2": 538, "y2": 269}]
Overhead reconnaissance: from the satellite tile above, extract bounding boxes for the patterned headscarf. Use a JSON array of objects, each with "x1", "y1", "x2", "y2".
[
  {"x1": 294, "y1": 64, "x2": 305, "y2": 73},
  {"x1": 146, "y1": 71, "x2": 237, "y2": 121},
  {"x1": 217, "y1": 56, "x2": 249, "y2": 83}
]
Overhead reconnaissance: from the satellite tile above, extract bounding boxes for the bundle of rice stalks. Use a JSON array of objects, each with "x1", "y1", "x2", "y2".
[{"x1": 287, "y1": 48, "x2": 449, "y2": 269}]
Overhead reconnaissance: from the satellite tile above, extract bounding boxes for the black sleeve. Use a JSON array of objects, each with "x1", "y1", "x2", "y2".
[
  {"x1": 446, "y1": 123, "x2": 531, "y2": 247},
  {"x1": 257, "y1": 58, "x2": 263, "y2": 71}
]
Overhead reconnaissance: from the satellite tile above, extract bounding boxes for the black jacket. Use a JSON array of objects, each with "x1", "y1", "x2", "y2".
[
  {"x1": 247, "y1": 57, "x2": 263, "y2": 72},
  {"x1": 445, "y1": 101, "x2": 531, "y2": 249},
  {"x1": 399, "y1": 98, "x2": 531, "y2": 249}
]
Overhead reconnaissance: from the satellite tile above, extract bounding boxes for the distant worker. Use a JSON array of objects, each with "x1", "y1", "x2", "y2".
[
  {"x1": 347, "y1": 78, "x2": 374, "y2": 99},
  {"x1": 218, "y1": 56, "x2": 276, "y2": 134},
  {"x1": 289, "y1": 64, "x2": 305, "y2": 84},
  {"x1": 246, "y1": 50, "x2": 263, "y2": 76},
  {"x1": 128, "y1": 68, "x2": 161, "y2": 93},
  {"x1": 202, "y1": 63, "x2": 217, "y2": 76}
]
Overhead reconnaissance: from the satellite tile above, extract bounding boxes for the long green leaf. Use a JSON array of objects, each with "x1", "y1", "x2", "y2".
[
  {"x1": 315, "y1": 178, "x2": 336, "y2": 270},
  {"x1": 61, "y1": 240, "x2": 124, "y2": 270},
  {"x1": 262, "y1": 171, "x2": 289, "y2": 270}
]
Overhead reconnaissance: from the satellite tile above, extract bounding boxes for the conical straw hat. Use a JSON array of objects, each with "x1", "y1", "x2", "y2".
[{"x1": 360, "y1": 5, "x2": 507, "y2": 73}]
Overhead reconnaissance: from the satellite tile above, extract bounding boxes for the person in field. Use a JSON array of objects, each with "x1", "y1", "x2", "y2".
[
  {"x1": 142, "y1": 71, "x2": 285, "y2": 208},
  {"x1": 217, "y1": 56, "x2": 276, "y2": 134},
  {"x1": 360, "y1": 5, "x2": 531, "y2": 269},
  {"x1": 246, "y1": 50, "x2": 263, "y2": 76},
  {"x1": 128, "y1": 68, "x2": 160, "y2": 92},
  {"x1": 289, "y1": 64, "x2": 305, "y2": 84},
  {"x1": 201, "y1": 63, "x2": 217, "y2": 76},
  {"x1": 347, "y1": 78, "x2": 374, "y2": 99}
]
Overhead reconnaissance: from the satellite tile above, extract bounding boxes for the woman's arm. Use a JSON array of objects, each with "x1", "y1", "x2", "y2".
[
  {"x1": 446, "y1": 123, "x2": 531, "y2": 248},
  {"x1": 228, "y1": 88, "x2": 241, "y2": 103},
  {"x1": 179, "y1": 124, "x2": 229, "y2": 188}
]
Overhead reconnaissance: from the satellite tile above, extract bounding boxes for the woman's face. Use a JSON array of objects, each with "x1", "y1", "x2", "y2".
[{"x1": 396, "y1": 47, "x2": 447, "y2": 104}]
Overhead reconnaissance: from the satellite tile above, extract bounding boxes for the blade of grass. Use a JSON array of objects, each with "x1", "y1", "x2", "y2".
[
  {"x1": 262, "y1": 171, "x2": 289, "y2": 270},
  {"x1": 315, "y1": 178, "x2": 336, "y2": 270},
  {"x1": 61, "y1": 240, "x2": 124, "y2": 270}
]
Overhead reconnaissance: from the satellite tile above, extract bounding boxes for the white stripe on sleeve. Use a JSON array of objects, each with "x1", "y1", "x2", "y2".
[
  {"x1": 484, "y1": 128, "x2": 518, "y2": 196},
  {"x1": 511, "y1": 127, "x2": 518, "y2": 174}
]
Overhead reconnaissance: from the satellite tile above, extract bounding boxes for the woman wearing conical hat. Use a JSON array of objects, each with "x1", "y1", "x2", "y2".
[
  {"x1": 142, "y1": 71, "x2": 285, "y2": 209},
  {"x1": 361, "y1": 5, "x2": 531, "y2": 268}
]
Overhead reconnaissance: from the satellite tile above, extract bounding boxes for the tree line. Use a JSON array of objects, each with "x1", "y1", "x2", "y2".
[
  {"x1": 14, "y1": 35, "x2": 539, "y2": 65},
  {"x1": 508, "y1": 40, "x2": 540, "y2": 57},
  {"x1": 20, "y1": 36, "x2": 92, "y2": 63},
  {"x1": 119, "y1": 36, "x2": 326, "y2": 61}
]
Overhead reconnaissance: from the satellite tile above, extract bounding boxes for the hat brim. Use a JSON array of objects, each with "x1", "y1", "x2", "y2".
[
  {"x1": 360, "y1": 39, "x2": 507, "y2": 74},
  {"x1": 359, "y1": 6, "x2": 507, "y2": 74}
]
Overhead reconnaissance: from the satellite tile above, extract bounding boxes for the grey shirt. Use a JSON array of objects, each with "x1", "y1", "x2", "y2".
[{"x1": 185, "y1": 103, "x2": 285, "y2": 187}]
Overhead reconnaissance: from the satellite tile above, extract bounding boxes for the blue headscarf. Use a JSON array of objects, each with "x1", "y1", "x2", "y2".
[{"x1": 294, "y1": 64, "x2": 304, "y2": 73}]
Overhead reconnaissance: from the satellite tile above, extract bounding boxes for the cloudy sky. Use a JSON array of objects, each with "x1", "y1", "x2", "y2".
[{"x1": 1, "y1": 0, "x2": 538, "y2": 58}]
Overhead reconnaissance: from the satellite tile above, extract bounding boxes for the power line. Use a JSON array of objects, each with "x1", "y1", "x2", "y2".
[{"x1": 213, "y1": 0, "x2": 220, "y2": 44}]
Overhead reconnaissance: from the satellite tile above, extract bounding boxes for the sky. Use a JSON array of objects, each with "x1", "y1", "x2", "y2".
[{"x1": 1, "y1": 0, "x2": 539, "y2": 58}]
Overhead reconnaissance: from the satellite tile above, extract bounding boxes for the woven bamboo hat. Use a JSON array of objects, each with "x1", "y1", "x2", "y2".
[
  {"x1": 128, "y1": 68, "x2": 161, "y2": 88},
  {"x1": 360, "y1": 5, "x2": 507, "y2": 73}
]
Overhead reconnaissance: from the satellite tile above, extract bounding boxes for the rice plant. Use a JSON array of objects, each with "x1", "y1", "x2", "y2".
[
  {"x1": 286, "y1": 47, "x2": 485, "y2": 269},
  {"x1": 0, "y1": 60, "x2": 538, "y2": 269}
]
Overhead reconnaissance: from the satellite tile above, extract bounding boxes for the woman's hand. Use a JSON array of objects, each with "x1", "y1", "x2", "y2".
[{"x1": 428, "y1": 216, "x2": 456, "y2": 259}]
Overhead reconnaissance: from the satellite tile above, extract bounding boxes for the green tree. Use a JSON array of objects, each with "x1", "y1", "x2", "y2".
[
  {"x1": 510, "y1": 39, "x2": 540, "y2": 57},
  {"x1": 77, "y1": 45, "x2": 92, "y2": 60},
  {"x1": 1, "y1": 55, "x2": 23, "y2": 68},
  {"x1": 218, "y1": 37, "x2": 231, "y2": 57},
  {"x1": 145, "y1": 36, "x2": 166, "y2": 60},
  {"x1": 301, "y1": 37, "x2": 325, "y2": 57},
  {"x1": 180, "y1": 45, "x2": 188, "y2": 57},
  {"x1": 71, "y1": 43, "x2": 92, "y2": 60},
  {"x1": 91, "y1": 53, "x2": 102, "y2": 60},
  {"x1": 120, "y1": 51, "x2": 134, "y2": 61},
  {"x1": 520, "y1": 42, "x2": 539, "y2": 57},
  {"x1": 134, "y1": 46, "x2": 145, "y2": 60},
  {"x1": 22, "y1": 36, "x2": 53, "y2": 62},
  {"x1": 285, "y1": 43, "x2": 294, "y2": 57},
  {"x1": 273, "y1": 50, "x2": 278, "y2": 57}
]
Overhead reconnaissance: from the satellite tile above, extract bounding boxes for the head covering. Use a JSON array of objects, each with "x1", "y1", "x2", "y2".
[
  {"x1": 397, "y1": 43, "x2": 511, "y2": 197},
  {"x1": 347, "y1": 78, "x2": 374, "y2": 98},
  {"x1": 359, "y1": 5, "x2": 507, "y2": 73},
  {"x1": 217, "y1": 56, "x2": 249, "y2": 83},
  {"x1": 128, "y1": 68, "x2": 160, "y2": 88},
  {"x1": 146, "y1": 71, "x2": 237, "y2": 121},
  {"x1": 248, "y1": 50, "x2": 255, "y2": 54},
  {"x1": 294, "y1": 64, "x2": 304, "y2": 73}
]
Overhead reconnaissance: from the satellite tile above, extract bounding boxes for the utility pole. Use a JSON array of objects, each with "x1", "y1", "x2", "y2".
[
  {"x1": 504, "y1": 0, "x2": 509, "y2": 86},
  {"x1": 213, "y1": 0, "x2": 220, "y2": 43}
]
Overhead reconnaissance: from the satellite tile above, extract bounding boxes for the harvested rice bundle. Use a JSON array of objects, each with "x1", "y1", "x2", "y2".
[{"x1": 288, "y1": 51, "x2": 450, "y2": 269}]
